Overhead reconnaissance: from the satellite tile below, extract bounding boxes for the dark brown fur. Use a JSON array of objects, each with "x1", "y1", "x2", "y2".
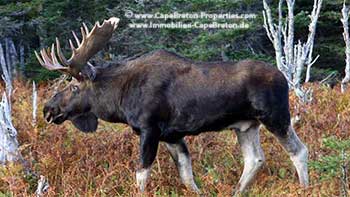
[{"x1": 44, "y1": 49, "x2": 290, "y2": 172}]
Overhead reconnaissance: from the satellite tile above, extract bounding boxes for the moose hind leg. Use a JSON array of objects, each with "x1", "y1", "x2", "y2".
[
  {"x1": 234, "y1": 122, "x2": 265, "y2": 194},
  {"x1": 165, "y1": 139, "x2": 200, "y2": 193},
  {"x1": 274, "y1": 125, "x2": 309, "y2": 186}
]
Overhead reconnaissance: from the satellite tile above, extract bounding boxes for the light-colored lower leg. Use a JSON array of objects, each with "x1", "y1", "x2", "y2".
[
  {"x1": 276, "y1": 125, "x2": 309, "y2": 186},
  {"x1": 165, "y1": 140, "x2": 200, "y2": 193},
  {"x1": 136, "y1": 167, "x2": 151, "y2": 192},
  {"x1": 235, "y1": 124, "x2": 265, "y2": 194}
]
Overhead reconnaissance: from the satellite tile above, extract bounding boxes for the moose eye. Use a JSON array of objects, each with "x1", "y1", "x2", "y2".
[{"x1": 71, "y1": 85, "x2": 79, "y2": 93}]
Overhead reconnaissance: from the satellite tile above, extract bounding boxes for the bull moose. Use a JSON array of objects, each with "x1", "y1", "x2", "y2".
[{"x1": 35, "y1": 17, "x2": 308, "y2": 194}]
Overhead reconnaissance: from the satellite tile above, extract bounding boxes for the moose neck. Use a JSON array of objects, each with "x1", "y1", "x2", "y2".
[{"x1": 87, "y1": 68, "x2": 129, "y2": 124}]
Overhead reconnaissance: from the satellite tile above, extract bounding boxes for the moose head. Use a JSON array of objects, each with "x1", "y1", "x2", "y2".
[{"x1": 35, "y1": 17, "x2": 120, "y2": 132}]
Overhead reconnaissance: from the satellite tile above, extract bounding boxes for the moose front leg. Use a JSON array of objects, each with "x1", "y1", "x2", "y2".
[
  {"x1": 275, "y1": 125, "x2": 309, "y2": 186},
  {"x1": 165, "y1": 139, "x2": 200, "y2": 193},
  {"x1": 136, "y1": 127, "x2": 160, "y2": 192},
  {"x1": 234, "y1": 123, "x2": 265, "y2": 195}
]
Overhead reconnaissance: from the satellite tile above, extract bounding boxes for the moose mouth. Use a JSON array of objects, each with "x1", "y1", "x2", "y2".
[{"x1": 44, "y1": 112, "x2": 67, "y2": 124}]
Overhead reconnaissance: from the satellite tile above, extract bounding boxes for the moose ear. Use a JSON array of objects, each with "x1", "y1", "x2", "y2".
[{"x1": 70, "y1": 112, "x2": 98, "y2": 132}]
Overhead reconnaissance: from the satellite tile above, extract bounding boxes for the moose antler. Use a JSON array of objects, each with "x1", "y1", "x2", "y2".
[{"x1": 35, "y1": 17, "x2": 120, "y2": 80}]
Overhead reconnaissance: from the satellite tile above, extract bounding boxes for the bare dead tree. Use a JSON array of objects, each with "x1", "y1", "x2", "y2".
[
  {"x1": 263, "y1": 0, "x2": 322, "y2": 102},
  {"x1": 0, "y1": 52, "x2": 19, "y2": 163},
  {"x1": 0, "y1": 92, "x2": 19, "y2": 163},
  {"x1": 341, "y1": 1, "x2": 350, "y2": 93}
]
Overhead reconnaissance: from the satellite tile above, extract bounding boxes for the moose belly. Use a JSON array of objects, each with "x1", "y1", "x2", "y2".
[{"x1": 159, "y1": 111, "x2": 254, "y2": 143}]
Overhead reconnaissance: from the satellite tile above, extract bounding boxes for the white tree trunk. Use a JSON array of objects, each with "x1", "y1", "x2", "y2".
[
  {"x1": 0, "y1": 39, "x2": 19, "y2": 163},
  {"x1": 0, "y1": 42, "x2": 12, "y2": 99},
  {"x1": 0, "y1": 93, "x2": 19, "y2": 163},
  {"x1": 262, "y1": 0, "x2": 286, "y2": 76},
  {"x1": 341, "y1": 1, "x2": 350, "y2": 93},
  {"x1": 285, "y1": 0, "x2": 295, "y2": 78},
  {"x1": 263, "y1": 0, "x2": 322, "y2": 102}
]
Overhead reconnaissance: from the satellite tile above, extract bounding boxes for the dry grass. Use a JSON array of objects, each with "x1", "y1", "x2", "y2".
[{"x1": 0, "y1": 81, "x2": 349, "y2": 196}]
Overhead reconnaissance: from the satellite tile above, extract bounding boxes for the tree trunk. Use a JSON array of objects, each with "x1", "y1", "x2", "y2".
[
  {"x1": 0, "y1": 93, "x2": 19, "y2": 163},
  {"x1": 341, "y1": 1, "x2": 350, "y2": 93},
  {"x1": 0, "y1": 39, "x2": 19, "y2": 163}
]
